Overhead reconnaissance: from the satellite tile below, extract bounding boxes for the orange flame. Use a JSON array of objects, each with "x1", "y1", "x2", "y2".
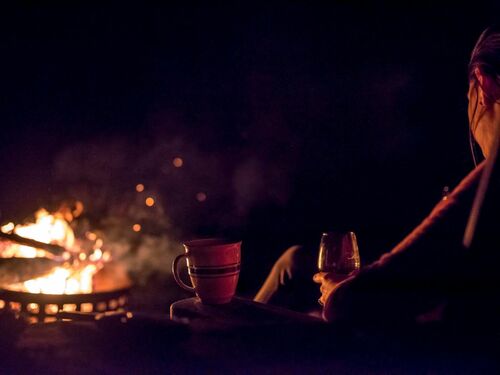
[{"x1": 1, "y1": 208, "x2": 109, "y2": 294}]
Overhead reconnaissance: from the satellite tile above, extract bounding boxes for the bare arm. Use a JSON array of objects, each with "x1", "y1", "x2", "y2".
[{"x1": 323, "y1": 163, "x2": 484, "y2": 324}]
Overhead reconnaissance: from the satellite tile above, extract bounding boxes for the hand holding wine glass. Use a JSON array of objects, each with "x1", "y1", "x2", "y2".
[{"x1": 314, "y1": 231, "x2": 360, "y2": 306}]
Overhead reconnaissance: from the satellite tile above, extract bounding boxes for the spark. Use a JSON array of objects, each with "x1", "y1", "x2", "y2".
[
  {"x1": 86, "y1": 232, "x2": 97, "y2": 241},
  {"x1": 173, "y1": 157, "x2": 184, "y2": 168},
  {"x1": 196, "y1": 192, "x2": 207, "y2": 202},
  {"x1": 145, "y1": 197, "x2": 155, "y2": 207}
]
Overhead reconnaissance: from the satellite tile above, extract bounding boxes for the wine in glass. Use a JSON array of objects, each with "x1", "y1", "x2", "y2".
[{"x1": 317, "y1": 231, "x2": 360, "y2": 305}]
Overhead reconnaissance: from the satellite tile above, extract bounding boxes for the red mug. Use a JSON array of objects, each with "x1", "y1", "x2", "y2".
[{"x1": 172, "y1": 238, "x2": 242, "y2": 304}]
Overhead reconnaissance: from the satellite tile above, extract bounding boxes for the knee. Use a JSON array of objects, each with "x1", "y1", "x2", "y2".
[{"x1": 273, "y1": 245, "x2": 304, "y2": 273}]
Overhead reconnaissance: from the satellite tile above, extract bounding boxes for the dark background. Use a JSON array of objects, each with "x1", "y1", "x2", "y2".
[{"x1": 0, "y1": 2, "x2": 498, "y2": 291}]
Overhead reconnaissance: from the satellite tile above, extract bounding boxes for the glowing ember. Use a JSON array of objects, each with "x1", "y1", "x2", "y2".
[{"x1": 0, "y1": 208, "x2": 108, "y2": 294}]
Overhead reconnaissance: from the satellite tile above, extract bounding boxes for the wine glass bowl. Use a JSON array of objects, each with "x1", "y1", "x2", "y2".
[{"x1": 317, "y1": 231, "x2": 360, "y2": 275}]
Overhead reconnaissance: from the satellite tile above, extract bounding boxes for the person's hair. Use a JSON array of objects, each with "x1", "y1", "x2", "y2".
[
  {"x1": 469, "y1": 26, "x2": 500, "y2": 101},
  {"x1": 468, "y1": 26, "x2": 500, "y2": 165}
]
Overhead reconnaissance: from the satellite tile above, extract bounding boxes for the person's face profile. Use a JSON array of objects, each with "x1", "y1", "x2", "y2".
[
  {"x1": 467, "y1": 80, "x2": 476, "y2": 116},
  {"x1": 467, "y1": 80, "x2": 479, "y2": 129},
  {"x1": 468, "y1": 78, "x2": 497, "y2": 158}
]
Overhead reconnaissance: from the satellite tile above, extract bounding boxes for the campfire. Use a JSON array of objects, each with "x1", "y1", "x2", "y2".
[{"x1": 0, "y1": 206, "x2": 130, "y2": 323}]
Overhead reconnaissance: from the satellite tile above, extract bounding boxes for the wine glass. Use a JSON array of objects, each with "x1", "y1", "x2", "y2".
[{"x1": 317, "y1": 231, "x2": 361, "y2": 305}]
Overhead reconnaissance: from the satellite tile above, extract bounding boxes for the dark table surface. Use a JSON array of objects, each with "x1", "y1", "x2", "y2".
[{"x1": 3, "y1": 296, "x2": 500, "y2": 374}]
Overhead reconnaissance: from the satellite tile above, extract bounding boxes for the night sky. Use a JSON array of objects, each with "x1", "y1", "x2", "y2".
[{"x1": 0, "y1": 3, "x2": 499, "y2": 286}]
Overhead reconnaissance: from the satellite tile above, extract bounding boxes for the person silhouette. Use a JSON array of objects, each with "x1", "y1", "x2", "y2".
[{"x1": 255, "y1": 26, "x2": 500, "y2": 328}]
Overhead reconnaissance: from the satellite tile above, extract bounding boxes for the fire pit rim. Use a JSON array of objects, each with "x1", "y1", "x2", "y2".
[{"x1": 0, "y1": 284, "x2": 131, "y2": 304}]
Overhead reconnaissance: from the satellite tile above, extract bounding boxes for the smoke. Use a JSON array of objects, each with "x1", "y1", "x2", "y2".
[
  {"x1": 233, "y1": 157, "x2": 293, "y2": 216},
  {"x1": 50, "y1": 108, "x2": 300, "y2": 284}
]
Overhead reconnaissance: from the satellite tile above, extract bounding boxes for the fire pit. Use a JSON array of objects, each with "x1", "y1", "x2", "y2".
[
  {"x1": 0, "y1": 206, "x2": 132, "y2": 323},
  {"x1": 0, "y1": 286, "x2": 130, "y2": 324}
]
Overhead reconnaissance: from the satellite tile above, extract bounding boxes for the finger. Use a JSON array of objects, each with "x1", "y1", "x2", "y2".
[
  {"x1": 286, "y1": 267, "x2": 293, "y2": 281},
  {"x1": 313, "y1": 272, "x2": 326, "y2": 283}
]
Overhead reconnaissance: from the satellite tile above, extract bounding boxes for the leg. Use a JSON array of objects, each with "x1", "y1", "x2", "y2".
[{"x1": 254, "y1": 245, "x2": 319, "y2": 312}]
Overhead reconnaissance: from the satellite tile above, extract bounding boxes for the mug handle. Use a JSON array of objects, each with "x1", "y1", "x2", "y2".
[{"x1": 172, "y1": 254, "x2": 195, "y2": 293}]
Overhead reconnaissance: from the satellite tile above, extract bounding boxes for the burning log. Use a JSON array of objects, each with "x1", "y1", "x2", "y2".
[
  {"x1": 0, "y1": 207, "x2": 112, "y2": 296},
  {"x1": 0, "y1": 258, "x2": 60, "y2": 285},
  {"x1": 0, "y1": 231, "x2": 67, "y2": 257}
]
